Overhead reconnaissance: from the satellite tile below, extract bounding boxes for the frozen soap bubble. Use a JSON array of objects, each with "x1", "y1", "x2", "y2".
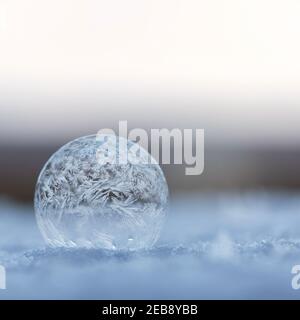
[{"x1": 34, "y1": 135, "x2": 168, "y2": 250}]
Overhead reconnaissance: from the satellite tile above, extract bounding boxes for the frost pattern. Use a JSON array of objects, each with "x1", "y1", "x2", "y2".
[{"x1": 34, "y1": 135, "x2": 169, "y2": 250}]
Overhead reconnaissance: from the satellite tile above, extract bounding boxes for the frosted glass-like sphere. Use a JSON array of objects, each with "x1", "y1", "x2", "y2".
[{"x1": 34, "y1": 135, "x2": 168, "y2": 250}]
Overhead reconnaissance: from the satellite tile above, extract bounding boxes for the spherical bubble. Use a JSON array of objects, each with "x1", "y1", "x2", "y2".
[{"x1": 34, "y1": 135, "x2": 168, "y2": 250}]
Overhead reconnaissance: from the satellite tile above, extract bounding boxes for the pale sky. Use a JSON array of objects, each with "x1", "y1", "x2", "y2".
[{"x1": 0, "y1": 0, "x2": 300, "y2": 146}]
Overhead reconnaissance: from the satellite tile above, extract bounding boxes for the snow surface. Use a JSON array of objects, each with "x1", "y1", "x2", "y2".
[{"x1": 0, "y1": 191, "x2": 300, "y2": 299}]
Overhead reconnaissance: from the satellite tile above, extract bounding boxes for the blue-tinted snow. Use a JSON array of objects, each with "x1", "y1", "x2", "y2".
[{"x1": 0, "y1": 192, "x2": 300, "y2": 299}]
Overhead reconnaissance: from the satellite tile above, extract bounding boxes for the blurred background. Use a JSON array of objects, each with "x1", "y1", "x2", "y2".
[{"x1": 0, "y1": 0, "x2": 300, "y2": 202}]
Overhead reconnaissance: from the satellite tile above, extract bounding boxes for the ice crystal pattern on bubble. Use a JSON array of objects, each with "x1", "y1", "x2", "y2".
[{"x1": 34, "y1": 135, "x2": 168, "y2": 250}]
